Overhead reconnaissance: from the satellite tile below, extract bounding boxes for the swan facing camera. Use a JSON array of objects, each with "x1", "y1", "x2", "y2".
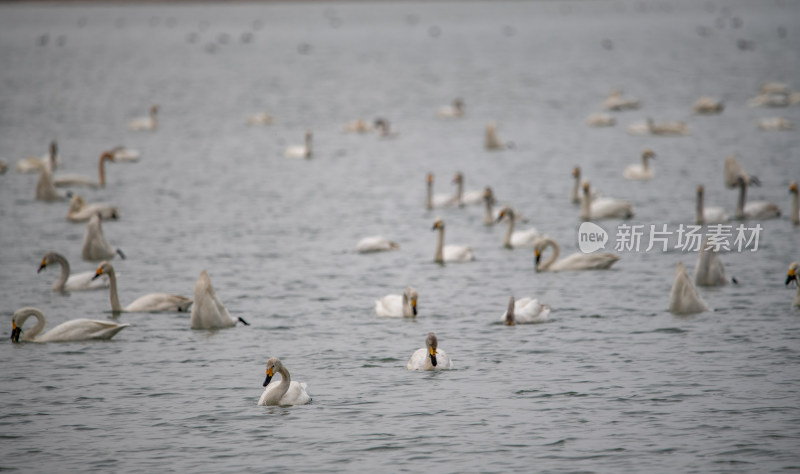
[{"x1": 578, "y1": 222, "x2": 608, "y2": 253}]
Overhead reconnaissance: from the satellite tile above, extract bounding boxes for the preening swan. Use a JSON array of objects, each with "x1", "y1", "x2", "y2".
[
  {"x1": 790, "y1": 182, "x2": 799, "y2": 225},
  {"x1": 435, "y1": 98, "x2": 464, "y2": 118},
  {"x1": 94, "y1": 261, "x2": 193, "y2": 313},
  {"x1": 16, "y1": 141, "x2": 59, "y2": 173},
  {"x1": 342, "y1": 118, "x2": 373, "y2": 133},
  {"x1": 603, "y1": 89, "x2": 640, "y2": 111},
  {"x1": 501, "y1": 296, "x2": 550, "y2": 325},
  {"x1": 580, "y1": 182, "x2": 633, "y2": 220},
  {"x1": 432, "y1": 218, "x2": 475, "y2": 263},
  {"x1": 497, "y1": 206, "x2": 541, "y2": 249},
  {"x1": 694, "y1": 243, "x2": 730, "y2": 287},
  {"x1": 695, "y1": 185, "x2": 729, "y2": 225},
  {"x1": 375, "y1": 286, "x2": 418, "y2": 317},
  {"x1": 82, "y1": 214, "x2": 125, "y2": 261},
  {"x1": 485, "y1": 122, "x2": 507, "y2": 150},
  {"x1": 585, "y1": 113, "x2": 616, "y2": 127},
  {"x1": 38, "y1": 251, "x2": 110, "y2": 291},
  {"x1": 258, "y1": 357, "x2": 312, "y2": 406},
  {"x1": 534, "y1": 236, "x2": 619, "y2": 272},
  {"x1": 733, "y1": 175, "x2": 781, "y2": 220},
  {"x1": 692, "y1": 96, "x2": 724, "y2": 115},
  {"x1": 285, "y1": 131, "x2": 312, "y2": 159},
  {"x1": 53, "y1": 151, "x2": 115, "y2": 189},
  {"x1": 786, "y1": 262, "x2": 800, "y2": 308},
  {"x1": 623, "y1": 149, "x2": 656, "y2": 180},
  {"x1": 67, "y1": 195, "x2": 119, "y2": 222},
  {"x1": 757, "y1": 117, "x2": 795, "y2": 131},
  {"x1": 453, "y1": 172, "x2": 485, "y2": 206},
  {"x1": 10, "y1": 307, "x2": 129, "y2": 343},
  {"x1": 35, "y1": 167, "x2": 68, "y2": 202},
  {"x1": 128, "y1": 104, "x2": 159, "y2": 131},
  {"x1": 407, "y1": 332, "x2": 452, "y2": 370},
  {"x1": 245, "y1": 112, "x2": 273, "y2": 126},
  {"x1": 669, "y1": 261, "x2": 710, "y2": 315},
  {"x1": 425, "y1": 173, "x2": 458, "y2": 209},
  {"x1": 356, "y1": 236, "x2": 399, "y2": 253},
  {"x1": 191, "y1": 269, "x2": 249, "y2": 329}
]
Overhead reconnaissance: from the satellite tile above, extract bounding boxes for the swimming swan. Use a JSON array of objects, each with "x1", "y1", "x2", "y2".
[
  {"x1": 501, "y1": 295, "x2": 550, "y2": 325},
  {"x1": 67, "y1": 195, "x2": 119, "y2": 222},
  {"x1": 53, "y1": 151, "x2": 115, "y2": 189},
  {"x1": 483, "y1": 187, "x2": 497, "y2": 225},
  {"x1": 757, "y1": 117, "x2": 795, "y2": 131},
  {"x1": 375, "y1": 286, "x2": 418, "y2": 317},
  {"x1": 94, "y1": 261, "x2": 193, "y2": 313},
  {"x1": 790, "y1": 182, "x2": 799, "y2": 225},
  {"x1": 604, "y1": 89, "x2": 641, "y2": 111},
  {"x1": 571, "y1": 166, "x2": 600, "y2": 204},
  {"x1": 111, "y1": 146, "x2": 141, "y2": 162},
  {"x1": 407, "y1": 332, "x2": 452, "y2": 370},
  {"x1": 356, "y1": 236, "x2": 399, "y2": 253},
  {"x1": 485, "y1": 122, "x2": 507, "y2": 150},
  {"x1": 432, "y1": 218, "x2": 475, "y2": 263},
  {"x1": 435, "y1": 98, "x2": 464, "y2": 118},
  {"x1": 35, "y1": 167, "x2": 68, "y2": 202},
  {"x1": 786, "y1": 262, "x2": 800, "y2": 308},
  {"x1": 669, "y1": 261, "x2": 710, "y2": 314},
  {"x1": 10, "y1": 307, "x2": 129, "y2": 343},
  {"x1": 585, "y1": 113, "x2": 616, "y2": 127},
  {"x1": 82, "y1": 214, "x2": 125, "y2": 261},
  {"x1": 342, "y1": 118, "x2": 373, "y2": 133},
  {"x1": 534, "y1": 237, "x2": 619, "y2": 272},
  {"x1": 245, "y1": 112, "x2": 274, "y2": 126},
  {"x1": 580, "y1": 182, "x2": 634, "y2": 220},
  {"x1": 497, "y1": 207, "x2": 541, "y2": 249},
  {"x1": 16, "y1": 141, "x2": 59, "y2": 174},
  {"x1": 627, "y1": 118, "x2": 688, "y2": 136},
  {"x1": 695, "y1": 185, "x2": 729, "y2": 225},
  {"x1": 453, "y1": 172, "x2": 485, "y2": 206},
  {"x1": 38, "y1": 251, "x2": 110, "y2": 291},
  {"x1": 128, "y1": 104, "x2": 159, "y2": 131},
  {"x1": 191, "y1": 269, "x2": 249, "y2": 329},
  {"x1": 724, "y1": 156, "x2": 759, "y2": 189},
  {"x1": 694, "y1": 243, "x2": 729, "y2": 287},
  {"x1": 258, "y1": 357, "x2": 312, "y2": 406},
  {"x1": 692, "y1": 96, "x2": 724, "y2": 115},
  {"x1": 623, "y1": 149, "x2": 656, "y2": 180},
  {"x1": 425, "y1": 173, "x2": 458, "y2": 209},
  {"x1": 285, "y1": 131, "x2": 312, "y2": 159},
  {"x1": 733, "y1": 175, "x2": 781, "y2": 220}
]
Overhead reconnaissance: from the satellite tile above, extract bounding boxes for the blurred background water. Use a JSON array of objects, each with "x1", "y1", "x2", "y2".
[{"x1": 1, "y1": 0, "x2": 799, "y2": 472}]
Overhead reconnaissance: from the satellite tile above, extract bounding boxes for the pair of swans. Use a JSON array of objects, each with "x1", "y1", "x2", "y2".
[
  {"x1": 695, "y1": 185, "x2": 729, "y2": 224},
  {"x1": 10, "y1": 307, "x2": 129, "y2": 343},
  {"x1": 17, "y1": 141, "x2": 59, "y2": 173},
  {"x1": 67, "y1": 195, "x2": 119, "y2": 222},
  {"x1": 128, "y1": 104, "x2": 159, "y2": 131},
  {"x1": 426, "y1": 172, "x2": 483, "y2": 209},
  {"x1": 82, "y1": 214, "x2": 125, "y2": 261},
  {"x1": 432, "y1": 218, "x2": 474, "y2": 263},
  {"x1": 356, "y1": 236, "x2": 399, "y2": 253},
  {"x1": 497, "y1": 207, "x2": 541, "y2": 249},
  {"x1": 623, "y1": 149, "x2": 656, "y2": 180},
  {"x1": 669, "y1": 261, "x2": 711, "y2": 315},
  {"x1": 692, "y1": 96, "x2": 724, "y2": 115},
  {"x1": 733, "y1": 175, "x2": 781, "y2": 220},
  {"x1": 375, "y1": 286, "x2": 418, "y2": 317},
  {"x1": 501, "y1": 296, "x2": 550, "y2": 325},
  {"x1": 38, "y1": 251, "x2": 110, "y2": 291},
  {"x1": 94, "y1": 261, "x2": 193, "y2": 313},
  {"x1": 435, "y1": 98, "x2": 464, "y2": 118},
  {"x1": 191, "y1": 269, "x2": 249, "y2": 329},
  {"x1": 245, "y1": 112, "x2": 274, "y2": 126},
  {"x1": 258, "y1": 357, "x2": 311, "y2": 406},
  {"x1": 534, "y1": 237, "x2": 619, "y2": 272},
  {"x1": 786, "y1": 263, "x2": 800, "y2": 308},
  {"x1": 585, "y1": 113, "x2": 616, "y2": 127},
  {"x1": 53, "y1": 150, "x2": 116, "y2": 189},
  {"x1": 285, "y1": 131, "x2": 312, "y2": 159},
  {"x1": 407, "y1": 332, "x2": 452, "y2": 370},
  {"x1": 580, "y1": 182, "x2": 634, "y2": 220}
]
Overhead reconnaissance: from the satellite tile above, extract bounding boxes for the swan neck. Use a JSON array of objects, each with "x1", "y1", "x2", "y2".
[
  {"x1": 455, "y1": 179, "x2": 463, "y2": 205},
  {"x1": 506, "y1": 298, "x2": 515, "y2": 325},
  {"x1": 580, "y1": 189, "x2": 591, "y2": 219},
  {"x1": 735, "y1": 182, "x2": 747, "y2": 219},
  {"x1": 98, "y1": 154, "x2": 108, "y2": 187},
  {"x1": 503, "y1": 213, "x2": 515, "y2": 248},
  {"x1": 426, "y1": 181, "x2": 433, "y2": 210},
  {"x1": 571, "y1": 174, "x2": 580, "y2": 203},
  {"x1": 642, "y1": 154, "x2": 650, "y2": 170},
  {"x1": 434, "y1": 226, "x2": 444, "y2": 263},
  {"x1": 483, "y1": 197, "x2": 493, "y2": 225},
  {"x1": 540, "y1": 238, "x2": 559, "y2": 271},
  {"x1": 106, "y1": 266, "x2": 123, "y2": 312},
  {"x1": 18, "y1": 309, "x2": 46, "y2": 341},
  {"x1": 696, "y1": 189, "x2": 704, "y2": 225},
  {"x1": 274, "y1": 365, "x2": 292, "y2": 400},
  {"x1": 53, "y1": 253, "x2": 70, "y2": 291},
  {"x1": 792, "y1": 191, "x2": 799, "y2": 224}
]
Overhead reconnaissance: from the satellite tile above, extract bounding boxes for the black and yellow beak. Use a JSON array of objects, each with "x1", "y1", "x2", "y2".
[
  {"x1": 37, "y1": 258, "x2": 47, "y2": 273},
  {"x1": 429, "y1": 346, "x2": 438, "y2": 367},
  {"x1": 411, "y1": 298, "x2": 418, "y2": 316},
  {"x1": 535, "y1": 250, "x2": 541, "y2": 266},
  {"x1": 10, "y1": 321, "x2": 21, "y2": 343},
  {"x1": 91, "y1": 267, "x2": 104, "y2": 281},
  {"x1": 432, "y1": 222, "x2": 440, "y2": 231},
  {"x1": 496, "y1": 210, "x2": 506, "y2": 223},
  {"x1": 262, "y1": 367, "x2": 274, "y2": 387},
  {"x1": 787, "y1": 269, "x2": 797, "y2": 286}
]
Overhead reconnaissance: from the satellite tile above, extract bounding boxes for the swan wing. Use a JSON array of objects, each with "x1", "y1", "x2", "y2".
[
  {"x1": 357, "y1": 236, "x2": 398, "y2": 253},
  {"x1": 53, "y1": 174, "x2": 99, "y2": 188},
  {"x1": 443, "y1": 245, "x2": 474, "y2": 262},
  {"x1": 406, "y1": 348, "x2": 429, "y2": 370},
  {"x1": 550, "y1": 253, "x2": 619, "y2": 272},
  {"x1": 514, "y1": 298, "x2": 550, "y2": 323},
  {"x1": 281, "y1": 381, "x2": 312, "y2": 405},
  {"x1": 744, "y1": 201, "x2": 781, "y2": 219},
  {"x1": 36, "y1": 318, "x2": 129, "y2": 342},
  {"x1": 64, "y1": 270, "x2": 110, "y2": 291},
  {"x1": 591, "y1": 198, "x2": 634, "y2": 219},
  {"x1": 125, "y1": 293, "x2": 193, "y2": 312},
  {"x1": 510, "y1": 229, "x2": 541, "y2": 248},
  {"x1": 461, "y1": 189, "x2": 485, "y2": 206},
  {"x1": 375, "y1": 294, "x2": 403, "y2": 317},
  {"x1": 703, "y1": 206, "x2": 729, "y2": 224}
]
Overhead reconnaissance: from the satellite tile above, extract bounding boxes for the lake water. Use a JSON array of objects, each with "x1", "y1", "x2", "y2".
[{"x1": 1, "y1": 0, "x2": 799, "y2": 472}]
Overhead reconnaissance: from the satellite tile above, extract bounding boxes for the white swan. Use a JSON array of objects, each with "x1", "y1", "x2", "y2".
[
  {"x1": 94, "y1": 261, "x2": 193, "y2": 313},
  {"x1": 580, "y1": 182, "x2": 634, "y2": 220},
  {"x1": 342, "y1": 118, "x2": 373, "y2": 133},
  {"x1": 82, "y1": 214, "x2": 125, "y2": 261},
  {"x1": 35, "y1": 167, "x2": 68, "y2": 202},
  {"x1": 425, "y1": 173, "x2": 458, "y2": 209},
  {"x1": 16, "y1": 141, "x2": 59, "y2": 174},
  {"x1": 734, "y1": 175, "x2": 781, "y2": 220},
  {"x1": 53, "y1": 151, "x2": 115, "y2": 189},
  {"x1": 356, "y1": 236, "x2": 399, "y2": 253},
  {"x1": 669, "y1": 261, "x2": 710, "y2": 315},
  {"x1": 724, "y1": 156, "x2": 759, "y2": 189},
  {"x1": 760, "y1": 82, "x2": 791, "y2": 95},
  {"x1": 38, "y1": 251, "x2": 110, "y2": 291},
  {"x1": 786, "y1": 262, "x2": 800, "y2": 308},
  {"x1": 111, "y1": 146, "x2": 141, "y2": 162},
  {"x1": 501, "y1": 295, "x2": 550, "y2": 325},
  {"x1": 258, "y1": 357, "x2": 312, "y2": 406},
  {"x1": 748, "y1": 92, "x2": 792, "y2": 108},
  {"x1": 432, "y1": 218, "x2": 474, "y2": 263},
  {"x1": 585, "y1": 112, "x2": 616, "y2": 127},
  {"x1": 692, "y1": 96, "x2": 724, "y2": 115},
  {"x1": 453, "y1": 172, "x2": 485, "y2": 206},
  {"x1": 67, "y1": 195, "x2": 119, "y2": 222},
  {"x1": 375, "y1": 286, "x2": 418, "y2": 317},
  {"x1": 407, "y1": 332, "x2": 452, "y2": 370},
  {"x1": 623, "y1": 149, "x2": 656, "y2": 180},
  {"x1": 245, "y1": 112, "x2": 273, "y2": 126},
  {"x1": 627, "y1": 118, "x2": 688, "y2": 136},
  {"x1": 128, "y1": 104, "x2": 159, "y2": 131},
  {"x1": 534, "y1": 236, "x2": 619, "y2": 272},
  {"x1": 485, "y1": 122, "x2": 506, "y2": 151},
  {"x1": 757, "y1": 117, "x2": 795, "y2": 131},
  {"x1": 603, "y1": 89, "x2": 640, "y2": 111},
  {"x1": 694, "y1": 243, "x2": 729, "y2": 287},
  {"x1": 570, "y1": 166, "x2": 598, "y2": 204},
  {"x1": 10, "y1": 307, "x2": 129, "y2": 343},
  {"x1": 435, "y1": 98, "x2": 464, "y2": 118},
  {"x1": 695, "y1": 185, "x2": 729, "y2": 225},
  {"x1": 285, "y1": 131, "x2": 312, "y2": 159},
  {"x1": 790, "y1": 182, "x2": 799, "y2": 226},
  {"x1": 191, "y1": 269, "x2": 249, "y2": 329},
  {"x1": 497, "y1": 207, "x2": 541, "y2": 249}
]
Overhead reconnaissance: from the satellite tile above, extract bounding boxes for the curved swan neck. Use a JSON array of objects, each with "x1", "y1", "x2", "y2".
[
  {"x1": 538, "y1": 238, "x2": 559, "y2": 271},
  {"x1": 434, "y1": 225, "x2": 445, "y2": 263},
  {"x1": 49, "y1": 252, "x2": 70, "y2": 291},
  {"x1": 104, "y1": 265, "x2": 123, "y2": 312},
  {"x1": 98, "y1": 153, "x2": 112, "y2": 187},
  {"x1": 696, "y1": 187, "x2": 704, "y2": 225},
  {"x1": 16, "y1": 308, "x2": 46, "y2": 341},
  {"x1": 272, "y1": 364, "x2": 292, "y2": 400}
]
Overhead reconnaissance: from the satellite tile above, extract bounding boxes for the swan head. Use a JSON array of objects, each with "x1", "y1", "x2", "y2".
[
  {"x1": 790, "y1": 182, "x2": 798, "y2": 195},
  {"x1": 452, "y1": 172, "x2": 463, "y2": 184},
  {"x1": 582, "y1": 181, "x2": 591, "y2": 195},
  {"x1": 10, "y1": 320, "x2": 21, "y2": 343},
  {"x1": 425, "y1": 332, "x2": 439, "y2": 367},
  {"x1": 37, "y1": 252, "x2": 58, "y2": 273},
  {"x1": 483, "y1": 187, "x2": 495, "y2": 204},
  {"x1": 92, "y1": 261, "x2": 114, "y2": 281},
  {"x1": 100, "y1": 150, "x2": 116, "y2": 162},
  {"x1": 404, "y1": 287, "x2": 418, "y2": 316},
  {"x1": 787, "y1": 262, "x2": 799, "y2": 286},
  {"x1": 150, "y1": 104, "x2": 159, "y2": 115},
  {"x1": 496, "y1": 206, "x2": 514, "y2": 223},
  {"x1": 572, "y1": 166, "x2": 580, "y2": 179},
  {"x1": 432, "y1": 218, "x2": 445, "y2": 231},
  {"x1": 426, "y1": 173, "x2": 434, "y2": 185},
  {"x1": 642, "y1": 149, "x2": 656, "y2": 160},
  {"x1": 68, "y1": 194, "x2": 87, "y2": 213},
  {"x1": 263, "y1": 357, "x2": 284, "y2": 386}
]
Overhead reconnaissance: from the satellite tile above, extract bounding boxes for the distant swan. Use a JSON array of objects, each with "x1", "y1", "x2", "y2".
[
  {"x1": 570, "y1": 166, "x2": 599, "y2": 204},
  {"x1": 111, "y1": 146, "x2": 141, "y2": 162},
  {"x1": 373, "y1": 118, "x2": 399, "y2": 138},
  {"x1": 94, "y1": 261, "x2": 193, "y2": 313},
  {"x1": 16, "y1": 141, "x2": 59, "y2": 174},
  {"x1": 485, "y1": 122, "x2": 507, "y2": 150},
  {"x1": 669, "y1": 261, "x2": 710, "y2": 314},
  {"x1": 501, "y1": 295, "x2": 550, "y2": 325},
  {"x1": 786, "y1": 262, "x2": 800, "y2": 308},
  {"x1": 604, "y1": 89, "x2": 640, "y2": 111},
  {"x1": 692, "y1": 96, "x2": 724, "y2": 115},
  {"x1": 627, "y1": 118, "x2": 688, "y2": 136},
  {"x1": 695, "y1": 185, "x2": 729, "y2": 225},
  {"x1": 580, "y1": 182, "x2": 633, "y2": 220},
  {"x1": 10, "y1": 307, "x2": 129, "y2": 343},
  {"x1": 82, "y1": 214, "x2": 125, "y2": 261},
  {"x1": 453, "y1": 172, "x2": 484, "y2": 206},
  {"x1": 790, "y1": 181, "x2": 799, "y2": 225},
  {"x1": 245, "y1": 112, "x2": 274, "y2": 126},
  {"x1": 67, "y1": 195, "x2": 119, "y2": 222},
  {"x1": 733, "y1": 175, "x2": 781, "y2": 220},
  {"x1": 483, "y1": 187, "x2": 497, "y2": 225},
  {"x1": 53, "y1": 151, "x2": 115, "y2": 189},
  {"x1": 342, "y1": 118, "x2": 372, "y2": 133},
  {"x1": 497, "y1": 206, "x2": 541, "y2": 249},
  {"x1": 432, "y1": 218, "x2": 475, "y2": 263},
  {"x1": 128, "y1": 104, "x2": 159, "y2": 131},
  {"x1": 38, "y1": 251, "x2": 110, "y2": 291},
  {"x1": 407, "y1": 332, "x2": 452, "y2": 370},
  {"x1": 534, "y1": 236, "x2": 619, "y2": 272},
  {"x1": 435, "y1": 98, "x2": 464, "y2": 118},
  {"x1": 757, "y1": 117, "x2": 795, "y2": 131},
  {"x1": 425, "y1": 173, "x2": 458, "y2": 209},
  {"x1": 375, "y1": 286, "x2": 418, "y2": 317},
  {"x1": 623, "y1": 149, "x2": 656, "y2": 180},
  {"x1": 285, "y1": 131, "x2": 312, "y2": 159},
  {"x1": 35, "y1": 167, "x2": 68, "y2": 202},
  {"x1": 191, "y1": 269, "x2": 249, "y2": 329},
  {"x1": 694, "y1": 243, "x2": 729, "y2": 287},
  {"x1": 585, "y1": 112, "x2": 616, "y2": 127},
  {"x1": 356, "y1": 236, "x2": 399, "y2": 253},
  {"x1": 724, "y1": 156, "x2": 759, "y2": 189},
  {"x1": 258, "y1": 357, "x2": 312, "y2": 406}
]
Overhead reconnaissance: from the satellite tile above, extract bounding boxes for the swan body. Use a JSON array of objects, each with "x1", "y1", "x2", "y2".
[
  {"x1": 734, "y1": 175, "x2": 781, "y2": 220},
  {"x1": 453, "y1": 172, "x2": 484, "y2": 206},
  {"x1": 534, "y1": 237, "x2": 619, "y2": 272},
  {"x1": 407, "y1": 333, "x2": 452, "y2": 370},
  {"x1": 581, "y1": 182, "x2": 633, "y2": 220},
  {"x1": 623, "y1": 149, "x2": 656, "y2": 180},
  {"x1": 82, "y1": 214, "x2": 124, "y2": 261},
  {"x1": 35, "y1": 167, "x2": 68, "y2": 202},
  {"x1": 628, "y1": 118, "x2": 689, "y2": 136},
  {"x1": 432, "y1": 218, "x2": 474, "y2": 263},
  {"x1": 604, "y1": 89, "x2": 640, "y2": 111},
  {"x1": 757, "y1": 117, "x2": 795, "y2": 131},
  {"x1": 191, "y1": 269, "x2": 247, "y2": 329},
  {"x1": 356, "y1": 236, "x2": 399, "y2": 253},
  {"x1": 425, "y1": 173, "x2": 458, "y2": 209},
  {"x1": 342, "y1": 118, "x2": 372, "y2": 133},
  {"x1": 245, "y1": 112, "x2": 273, "y2": 126},
  {"x1": 692, "y1": 96, "x2": 724, "y2": 114},
  {"x1": 54, "y1": 151, "x2": 115, "y2": 189},
  {"x1": 485, "y1": 122, "x2": 506, "y2": 150},
  {"x1": 285, "y1": 131, "x2": 312, "y2": 159},
  {"x1": 258, "y1": 357, "x2": 311, "y2": 406},
  {"x1": 694, "y1": 244, "x2": 729, "y2": 287},
  {"x1": 790, "y1": 182, "x2": 799, "y2": 225},
  {"x1": 375, "y1": 286, "x2": 418, "y2": 317},
  {"x1": 695, "y1": 185, "x2": 729, "y2": 225},
  {"x1": 748, "y1": 92, "x2": 791, "y2": 108},
  {"x1": 16, "y1": 141, "x2": 59, "y2": 174},
  {"x1": 501, "y1": 296, "x2": 550, "y2": 325},
  {"x1": 38, "y1": 251, "x2": 110, "y2": 291},
  {"x1": 10, "y1": 307, "x2": 129, "y2": 343},
  {"x1": 111, "y1": 146, "x2": 141, "y2": 162},
  {"x1": 497, "y1": 207, "x2": 541, "y2": 249},
  {"x1": 786, "y1": 262, "x2": 800, "y2": 308},
  {"x1": 436, "y1": 99, "x2": 464, "y2": 118},
  {"x1": 585, "y1": 113, "x2": 616, "y2": 127},
  {"x1": 128, "y1": 104, "x2": 159, "y2": 131},
  {"x1": 669, "y1": 261, "x2": 710, "y2": 314},
  {"x1": 94, "y1": 261, "x2": 192, "y2": 313},
  {"x1": 67, "y1": 195, "x2": 119, "y2": 222}
]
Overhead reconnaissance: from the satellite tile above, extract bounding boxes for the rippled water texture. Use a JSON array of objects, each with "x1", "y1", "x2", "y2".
[{"x1": 1, "y1": 0, "x2": 799, "y2": 472}]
